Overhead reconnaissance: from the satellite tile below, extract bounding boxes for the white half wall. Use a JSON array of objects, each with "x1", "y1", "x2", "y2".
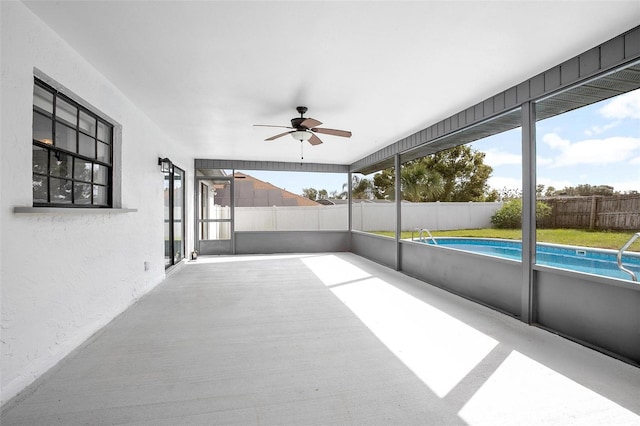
[{"x1": 0, "y1": 2, "x2": 194, "y2": 404}]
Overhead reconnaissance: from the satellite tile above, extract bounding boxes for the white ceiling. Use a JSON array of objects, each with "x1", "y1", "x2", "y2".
[{"x1": 24, "y1": 1, "x2": 640, "y2": 165}]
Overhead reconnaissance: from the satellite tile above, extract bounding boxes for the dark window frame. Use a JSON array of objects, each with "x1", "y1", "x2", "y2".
[
  {"x1": 165, "y1": 165, "x2": 186, "y2": 268},
  {"x1": 32, "y1": 78, "x2": 114, "y2": 208}
]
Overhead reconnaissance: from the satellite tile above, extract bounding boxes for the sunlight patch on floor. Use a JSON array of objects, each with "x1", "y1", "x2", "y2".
[
  {"x1": 301, "y1": 254, "x2": 372, "y2": 286},
  {"x1": 458, "y1": 350, "x2": 640, "y2": 425},
  {"x1": 302, "y1": 254, "x2": 498, "y2": 397}
]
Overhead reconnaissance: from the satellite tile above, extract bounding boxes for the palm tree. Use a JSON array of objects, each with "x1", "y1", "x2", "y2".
[
  {"x1": 341, "y1": 175, "x2": 374, "y2": 200},
  {"x1": 400, "y1": 162, "x2": 443, "y2": 202}
]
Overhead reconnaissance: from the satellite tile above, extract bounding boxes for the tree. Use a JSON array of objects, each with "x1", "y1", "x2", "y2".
[
  {"x1": 302, "y1": 187, "x2": 318, "y2": 200},
  {"x1": 400, "y1": 162, "x2": 444, "y2": 202},
  {"x1": 543, "y1": 184, "x2": 615, "y2": 196},
  {"x1": 346, "y1": 175, "x2": 375, "y2": 200},
  {"x1": 421, "y1": 145, "x2": 493, "y2": 201},
  {"x1": 372, "y1": 145, "x2": 494, "y2": 202},
  {"x1": 318, "y1": 189, "x2": 328, "y2": 200},
  {"x1": 373, "y1": 162, "x2": 444, "y2": 202},
  {"x1": 372, "y1": 169, "x2": 394, "y2": 200},
  {"x1": 490, "y1": 199, "x2": 552, "y2": 229}
]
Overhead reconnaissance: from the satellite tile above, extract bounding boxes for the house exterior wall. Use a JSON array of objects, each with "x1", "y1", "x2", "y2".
[{"x1": 0, "y1": 2, "x2": 193, "y2": 404}]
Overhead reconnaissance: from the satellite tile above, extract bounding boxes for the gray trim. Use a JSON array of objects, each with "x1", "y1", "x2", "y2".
[
  {"x1": 394, "y1": 154, "x2": 401, "y2": 271},
  {"x1": 347, "y1": 171, "x2": 353, "y2": 232},
  {"x1": 195, "y1": 159, "x2": 349, "y2": 173},
  {"x1": 230, "y1": 172, "x2": 236, "y2": 254},
  {"x1": 235, "y1": 231, "x2": 350, "y2": 254},
  {"x1": 351, "y1": 231, "x2": 396, "y2": 270},
  {"x1": 520, "y1": 102, "x2": 536, "y2": 323},
  {"x1": 350, "y1": 25, "x2": 640, "y2": 174},
  {"x1": 535, "y1": 267, "x2": 640, "y2": 365},
  {"x1": 400, "y1": 241, "x2": 522, "y2": 317}
]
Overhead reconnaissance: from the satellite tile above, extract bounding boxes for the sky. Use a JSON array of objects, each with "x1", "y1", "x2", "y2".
[
  {"x1": 243, "y1": 88, "x2": 640, "y2": 197},
  {"x1": 479, "y1": 87, "x2": 640, "y2": 195}
]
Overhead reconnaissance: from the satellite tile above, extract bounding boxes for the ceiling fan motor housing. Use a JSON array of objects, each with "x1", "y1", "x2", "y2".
[
  {"x1": 291, "y1": 117, "x2": 307, "y2": 129},
  {"x1": 292, "y1": 106, "x2": 309, "y2": 129}
]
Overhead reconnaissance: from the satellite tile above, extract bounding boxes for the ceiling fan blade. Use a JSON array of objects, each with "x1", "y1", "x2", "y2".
[
  {"x1": 265, "y1": 131, "x2": 293, "y2": 141},
  {"x1": 308, "y1": 133, "x2": 323, "y2": 145},
  {"x1": 254, "y1": 124, "x2": 293, "y2": 129},
  {"x1": 311, "y1": 127, "x2": 352, "y2": 138},
  {"x1": 300, "y1": 118, "x2": 322, "y2": 128}
]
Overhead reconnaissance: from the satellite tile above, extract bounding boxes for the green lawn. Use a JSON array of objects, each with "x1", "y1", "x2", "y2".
[{"x1": 372, "y1": 228, "x2": 640, "y2": 252}]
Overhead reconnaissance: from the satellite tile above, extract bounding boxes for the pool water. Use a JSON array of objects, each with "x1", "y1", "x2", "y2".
[{"x1": 420, "y1": 237, "x2": 640, "y2": 281}]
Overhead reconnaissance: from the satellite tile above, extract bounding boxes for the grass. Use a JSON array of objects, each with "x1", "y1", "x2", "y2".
[{"x1": 372, "y1": 228, "x2": 640, "y2": 252}]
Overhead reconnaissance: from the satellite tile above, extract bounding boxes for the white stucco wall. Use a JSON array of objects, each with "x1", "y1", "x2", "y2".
[{"x1": 1, "y1": 2, "x2": 194, "y2": 404}]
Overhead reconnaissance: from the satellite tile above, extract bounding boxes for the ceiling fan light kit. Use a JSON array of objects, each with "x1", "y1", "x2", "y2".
[
  {"x1": 254, "y1": 106, "x2": 352, "y2": 159},
  {"x1": 291, "y1": 130, "x2": 312, "y2": 141}
]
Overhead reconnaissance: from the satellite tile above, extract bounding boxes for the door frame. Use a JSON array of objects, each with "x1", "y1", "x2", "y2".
[{"x1": 195, "y1": 175, "x2": 234, "y2": 255}]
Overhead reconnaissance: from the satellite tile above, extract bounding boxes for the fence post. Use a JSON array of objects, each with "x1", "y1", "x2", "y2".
[
  {"x1": 589, "y1": 195, "x2": 597, "y2": 230},
  {"x1": 272, "y1": 205, "x2": 277, "y2": 231}
]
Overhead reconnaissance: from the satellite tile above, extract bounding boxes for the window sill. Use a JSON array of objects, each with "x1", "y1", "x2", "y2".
[{"x1": 13, "y1": 206, "x2": 137, "y2": 214}]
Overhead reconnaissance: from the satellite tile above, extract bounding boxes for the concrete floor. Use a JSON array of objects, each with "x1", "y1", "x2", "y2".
[{"x1": 2, "y1": 252, "x2": 639, "y2": 425}]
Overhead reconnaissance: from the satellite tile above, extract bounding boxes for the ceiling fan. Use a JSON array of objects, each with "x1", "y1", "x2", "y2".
[{"x1": 254, "y1": 106, "x2": 352, "y2": 158}]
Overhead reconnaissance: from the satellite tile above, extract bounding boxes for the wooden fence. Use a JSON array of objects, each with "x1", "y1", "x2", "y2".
[{"x1": 538, "y1": 195, "x2": 640, "y2": 230}]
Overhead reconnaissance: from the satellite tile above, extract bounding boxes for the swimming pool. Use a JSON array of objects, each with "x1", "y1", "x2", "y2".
[{"x1": 418, "y1": 237, "x2": 640, "y2": 281}]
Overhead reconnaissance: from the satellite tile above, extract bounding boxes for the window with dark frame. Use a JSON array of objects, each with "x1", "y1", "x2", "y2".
[{"x1": 32, "y1": 78, "x2": 113, "y2": 207}]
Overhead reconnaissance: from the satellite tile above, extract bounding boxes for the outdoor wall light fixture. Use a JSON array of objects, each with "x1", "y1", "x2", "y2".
[{"x1": 158, "y1": 157, "x2": 173, "y2": 173}]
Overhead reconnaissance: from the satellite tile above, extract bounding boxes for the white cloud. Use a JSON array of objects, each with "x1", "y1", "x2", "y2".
[
  {"x1": 483, "y1": 148, "x2": 521, "y2": 166},
  {"x1": 629, "y1": 156, "x2": 640, "y2": 165},
  {"x1": 541, "y1": 133, "x2": 640, "y2": 168},
  {"x1": 536, "y1": 156, "x2": 554, "y2": 167},
  {"x1": 598, "y1": 89, "x2": 640, "y2": 120},
  {"x1": 542, "y1": 133, "x2": 570, "y2": 150},
  {"x1": 611, "y1": 179, "x2": 640, "y2": 193},
  {"x1": 488, "y1": 176, "x2": 521, "y2": 191},
  {"x1": 536, "y1": 177, "x2": 573, "y2": 191},
  {"x1": 584, "y1": 120, "x2": 620, "y2": 136}
]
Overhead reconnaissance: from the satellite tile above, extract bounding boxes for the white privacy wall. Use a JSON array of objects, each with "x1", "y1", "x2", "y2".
[
  {"x1": 352, "y1": 202, "x2": 502, "y2": 232},
  {"x1": 0, "y1": 2, "x2": 194, "y2": 403},
  {"x1": 234, "y1": 202, "x2": 502, "y2": 232}
]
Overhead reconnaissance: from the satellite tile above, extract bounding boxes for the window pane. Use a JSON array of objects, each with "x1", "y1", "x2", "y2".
[
  {"x1": 199, "y1": 221, "x2": 231, "y2": 241},
  {"x1": 97, "y1": 142, "x2": 111, "y2": 164},
  {"x1": 79, "y1": 111, "x2": 96, "y2": 136},
  {"x1": 55, "y1": 98, "x2": 77, "y2": 125},
  {"x1": 33, "y1": 112, "x2": 53, "y2": 145},
  {"x1": 73, "y1": 182, "x2": 92, "y2": 204},
  {"x1": 33, "y1": 145, "x2": 48, "y2": 174},
  {"x1": 79, "y1": 133, "x2": 96, "y2": 158},
  {"x1": 55, "y1": 122, "x2": 77, "y2": 153},
  {"x1": 230, "y1": 170, "x2": 348, "y2": 231},
  {"x1": 97, "y1": 121, "x2": 111, "y2": 142},
  {"x1": 351, "y1": 172, "x2": 381, "y2": 233},
  {"x1": 33, "y1": 174, "x2": 48, "y2": 203},
  {"x1": 49, "y1": 151, "x2": 72, "y2": 179},
  {"x1": 93, "y1": 185, "x2": 108, "y2": 205},
  {"x1": 74, "y1": 158, "x2": 92, "y2": 182},
  {"x1": 535, "y1": 85, "x2": 640, "y2": 280},
  {"x1": 93, "y1": 163, "x2": 108, "y2": 185},
  {"x1": 50, "y1": 178, "x2": 72, "y2": 203},
  {"x1": 33, "y1": 85, "x2": 53, "y2": 114}
]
